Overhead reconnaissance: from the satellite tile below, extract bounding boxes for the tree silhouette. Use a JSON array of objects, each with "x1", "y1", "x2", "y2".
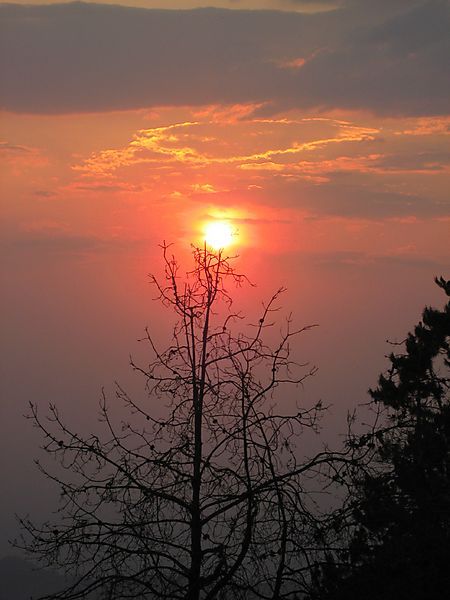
[
  {"x1": 18, "y1": 244, "x2": 343, "y2": 600},
  {"x1": 312, "y1": 277, "x2": 450, "y2": 600}
]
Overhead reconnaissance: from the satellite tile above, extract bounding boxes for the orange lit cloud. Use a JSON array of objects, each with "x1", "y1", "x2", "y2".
[
  {"x1": 395, "y1": 117, "x2": 450, "y2": 137},
  {"x1": 274, "y1": 49, "x2": 324, "y2": 70},
  {"x1": 277, "y1": 57, "x2": 307, "y2": 69},
  {"x1": 2, "y1": 102, "x2": 449, "y2": 266},
  {"x1": 58, "y1": 107, "x2": 449, "y2": 232},
  {"x1": 73, "y1": 116, "x2": 380, "y2": 182},
  {"x1": 193, "y1": 103, "x2": 265, "y2": 124}
]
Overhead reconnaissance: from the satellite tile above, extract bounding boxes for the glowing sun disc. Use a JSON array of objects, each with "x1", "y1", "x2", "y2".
[{"x1": 204, "y1": 221, "x2": 234, "y2": 250}]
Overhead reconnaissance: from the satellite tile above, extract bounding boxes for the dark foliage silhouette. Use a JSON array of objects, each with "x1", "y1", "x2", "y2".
[
  {"x1": 312, "y1": 277, "x2": 450, "y2": 600},
  {"x1": 18, "y1": 245, "x2": 347, "y2": 600}
]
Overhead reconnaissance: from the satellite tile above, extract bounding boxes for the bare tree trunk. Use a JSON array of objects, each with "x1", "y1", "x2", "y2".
[
  {"x1": 188, "y1": 261, "x2": 214, "y2": 600},
  {"x1": 188, "y1": 380, "x2": 202, "y2": 600}
]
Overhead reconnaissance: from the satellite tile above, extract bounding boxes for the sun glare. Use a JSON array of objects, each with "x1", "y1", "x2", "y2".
[{"x1": 204, "y1": 221, "x2": 234, "y2": 250}]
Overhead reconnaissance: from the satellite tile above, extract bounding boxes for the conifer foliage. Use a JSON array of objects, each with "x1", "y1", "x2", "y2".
[{"x1": 314, "y1": 277, "x2": 450, "y2": 600}]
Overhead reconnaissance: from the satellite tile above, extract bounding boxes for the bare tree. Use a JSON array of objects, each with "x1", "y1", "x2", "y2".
[{"x1": 18, "y1": 244, "x2": 342, "y2": 600}]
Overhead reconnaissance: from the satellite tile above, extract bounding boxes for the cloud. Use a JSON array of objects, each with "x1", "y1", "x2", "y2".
[
  {"x1": 1, "y1": 1, "x2": 449, "y2": 116},
  {"x1": 191, "y1": 183, "x2": 221, "y2": 194},
  {"x1": 371, "y1": 151, "x2": 450, "y2": 173},
  {"x1": 33, "y1": 190, "x2": 58, "y2": 198},
  {"x1": 395, "y1": 116, "x2": 450, "y2": 136},
  {"x1": 278, "y1": 182, "x2": 450, "y2": 219},
  {"x1": 0, "y1": 139, "x2": 47, "y2": 168},
  {"x1": 4, "y1": 230, "x2": 145, "y2": 254},
  {"x1": 65, "y1": 110, "x2": 449, "y2": 220},
  {"x1": 0, "y1": 141, "x2": 32, "y2": 154},
  {"x1": 303, "y1": 248, "x2": 450, "y2": 269},
  {"x1": 73, "y1": 117, "x2": 379, "y2": 179},
  {"x1": 68, "y1": 182, "x2": 144, "y2": 193},
  {"x1": 232, "y1": 216, "x2": 291, "y2": 224}
]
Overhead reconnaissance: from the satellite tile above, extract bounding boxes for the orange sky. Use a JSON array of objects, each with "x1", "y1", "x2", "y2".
[
  {"x1": 1, "y1": 0, "x2": 449, "y2": 555},
  {"x1": 2, "y1": 105, "x2": 449, "y2": 262}
]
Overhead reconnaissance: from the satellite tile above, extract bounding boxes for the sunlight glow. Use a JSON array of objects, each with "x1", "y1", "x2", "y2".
[{"x1": 204, "y1": 221, "x2": 235, "y2": 250}]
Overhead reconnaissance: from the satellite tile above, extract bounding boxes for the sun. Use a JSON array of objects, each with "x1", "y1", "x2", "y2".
[{"x1": 204, "y1": 221, "x2": 235, "y2": 250}]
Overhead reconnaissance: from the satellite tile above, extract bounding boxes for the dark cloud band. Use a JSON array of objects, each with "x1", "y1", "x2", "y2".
[{"x1": 1, "y1": 1, "x2": 449, "y2": 115}]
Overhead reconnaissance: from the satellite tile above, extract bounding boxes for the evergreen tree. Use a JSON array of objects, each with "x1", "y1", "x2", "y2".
[{"x1": 313, "y1": 277, "x2": 450, "y2": 600}]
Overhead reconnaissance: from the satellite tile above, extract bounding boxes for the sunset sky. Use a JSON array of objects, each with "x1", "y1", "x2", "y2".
[{"x1": 1, "y1": 0, "x2": 449, "y2": 555}]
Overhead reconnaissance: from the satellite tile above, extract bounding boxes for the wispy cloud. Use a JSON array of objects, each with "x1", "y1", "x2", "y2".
[
  {"x1": 0, "y1": 141, "x2": 32, "y2": 154},
  {"x1": 0, "y1": 140, "x2": 48, "y2": 170},
  {"x1": 395, "y1": 117, "x2": 450, "y2": 137},
  {"x1": 73, "y1": 117, "x2": 379, "y2": 178},
  {"x1": 304, "y1": 249, "x2": 450, "y2": 269},
  {"x1": 66, "y1": 108, "x2": 450, "y2": 221}
]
